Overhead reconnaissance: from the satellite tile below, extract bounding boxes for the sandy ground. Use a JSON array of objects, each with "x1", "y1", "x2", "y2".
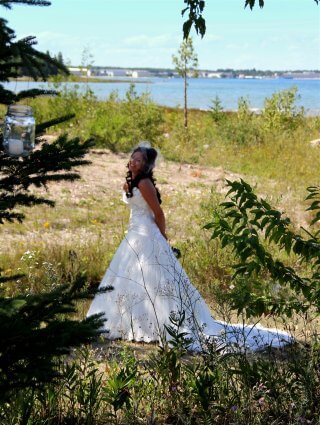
[
  {"x1": 48, "y1": 148, "x2": 309, "y2": 229},
  {"x1": 49, "y1": 148, "x2": 242, "y2": 199}
]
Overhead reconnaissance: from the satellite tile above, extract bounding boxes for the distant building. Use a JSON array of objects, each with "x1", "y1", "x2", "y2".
[
  {"x1": 282, "y1": 71, "x2": 320, "y2": 79},
  {"x1": 88, "y1": 67, "x2": 169, "y2": 78},
  {"x1": 68, "y1": 67, "x2": 90, "y2": 77},
  {"x1": 97, "y1": 69, "x2": 114, "y2": 77},
  {"x1": 207, "y1": 72, "x2": 222, "y2": 78},
  {"x1": 90, "y1": 67, "x2": 127, "y2": 77},
  {"x1": 126, "y1": 70, "x2": 153, "y2": 78}
]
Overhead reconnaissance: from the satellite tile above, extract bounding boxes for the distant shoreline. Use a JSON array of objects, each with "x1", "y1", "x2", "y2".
[
  {"x1": 10, "y1": 74, "x2": 320, "y2": 84},
  {"x1": 9, "y1": 76, "x2": 152, "y2": 84}
]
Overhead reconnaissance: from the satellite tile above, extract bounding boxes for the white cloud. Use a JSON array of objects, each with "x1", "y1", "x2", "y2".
[
  {"x1": 225, "y1": 42, "x2": 250, "y2": 51},
  {"x1": 199, "y1": 33, "x2": 222, "y2": 43},
  {"x1": 123, "y1": 33, "x2": 179, "y2": 48}
]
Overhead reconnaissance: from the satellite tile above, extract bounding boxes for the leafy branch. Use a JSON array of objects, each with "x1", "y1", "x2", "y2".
[
  {"x1": 181, "y1": 0, "x2": 318, "y2": 39},
  {"x1": 204, "y1": 179, "x2": 320, "y2": 317}
]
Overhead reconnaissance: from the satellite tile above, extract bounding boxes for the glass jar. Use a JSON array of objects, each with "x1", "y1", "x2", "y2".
[{"x1": 3, "y1": 105, "x2": 35, "y2": 157}]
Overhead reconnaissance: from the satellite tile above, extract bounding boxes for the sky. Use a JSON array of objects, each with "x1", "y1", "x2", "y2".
[{"x1": 2, "y1": 0, "x2": 320, "y2": 70}]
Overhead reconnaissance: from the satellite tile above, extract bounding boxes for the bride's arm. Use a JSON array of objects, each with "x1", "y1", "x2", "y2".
[{"x1": 138, "y1": 178, "x2": 167, "y2": 240}]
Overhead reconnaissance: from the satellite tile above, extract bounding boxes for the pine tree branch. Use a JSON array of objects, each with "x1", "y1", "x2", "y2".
[
  {"x1": 14, "y1": 36, "x2": 69, "y2": 79},
  {"x1": 0, "y1": 193, "x2": 54, "y2": 223},
  {"x1": 23, "y1": 172, "x2": 81, "y2": 188},
  {"x1": 0, "y1": 62, "x2": 22, "y2": 80},
  {"x1": 25, "y1": 135, "x2": 93, "y2": 174},
  {"x1": 15, "y1": 88, "x2": 57, "y2": 101},
  {"x1": 0, "y1": 277, "x2": 105, "y2": 401},
  {"x1": 0, "y1": 210, "x2": 24, "y2": 223},
  {"x1": 0, "y1": 0, "x2": 103, "y2": 402},
  {"x1": 0, "y1": 86, "x2": 58, "y2": 105},
  {"x1": 0, "y1": 136, "x2": 93, "y2": 221},
  {"x1": 0, "y1": 85, "x2": 16, "y2": 104},
  {"x1": 0, "y1": 0, "x2": 51, "y2": 9},
  {"x1": 0, "y1": 272, "x2": 24, "y2": 283},
  {"x1": 0, "y1": 172, "x2": 83, "y2": 192},
  {"x1": 35, "y1": 114, "x2": 76, "y2": 136},
  {"x1": 0, "y1": 21, "x2": 69, "y2": 81},
  {"x1": 0, "y1": 192, "x2": 55, "y2": 208}
]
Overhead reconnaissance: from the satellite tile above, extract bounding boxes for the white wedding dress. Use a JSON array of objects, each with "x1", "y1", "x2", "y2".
[{"x1": 87, "y1": 188, "x2": 293, "y2": 352}]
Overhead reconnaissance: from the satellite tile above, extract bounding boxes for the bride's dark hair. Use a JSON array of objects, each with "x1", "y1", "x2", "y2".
[{"x1": 125, "y1": 146, "x2": 162, "y2": 204}]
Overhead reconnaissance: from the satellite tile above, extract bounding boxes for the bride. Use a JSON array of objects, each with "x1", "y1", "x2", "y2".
[{"x1": 87, "y1": 145, "x2": 292, "y2": 352}]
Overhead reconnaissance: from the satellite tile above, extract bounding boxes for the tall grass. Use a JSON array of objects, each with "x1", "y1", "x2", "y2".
[
  {"x1": 30, "y1": 83, "x2": 165, "y2": 152},
  {"x1": 1, "y1": 335, "x2": 319, "y2": 424}
]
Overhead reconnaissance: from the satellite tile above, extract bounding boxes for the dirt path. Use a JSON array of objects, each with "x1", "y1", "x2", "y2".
[
  {"x1": 49, "y1": 148, "x2": 241, "y2": 199},
  {"x1": 51, "y1": 148, "x2": 308, "y2": 229}
]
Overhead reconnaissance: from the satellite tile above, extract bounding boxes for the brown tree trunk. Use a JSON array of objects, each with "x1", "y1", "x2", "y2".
[{"x1": 184, "y1": 64, "x2": 188, "y2": 128}]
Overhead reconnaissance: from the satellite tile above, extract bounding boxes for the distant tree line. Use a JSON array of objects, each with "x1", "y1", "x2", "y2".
[
  {"x1": 88, "y1": 66, "x2": 319, "y2": 79},
  {"x1": 216, "y1": 68, "x2": 320, "y2": 77},
  {"x1": 18, "y1": 50, "x2": 66, "y2": 78}
]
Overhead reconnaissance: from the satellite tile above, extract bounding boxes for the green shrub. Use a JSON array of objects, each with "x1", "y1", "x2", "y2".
[
  {"x1": 214, "y1": 97, "x2": 265, "y2": 146},
  {"x1": 90, "y1": 85, "x2": 165, "y2": 152},
  {"x1": 162, "y1": 113, "x2": 216, "y2": 163},
  {"x1": 31, "y1": 83, "x2": 165, "y2": 152},
  {"x1": 262, "y1": 86, "x2": 305, "y2": 132},
  {"x1": 205, "y1": 179, "x2": 320, "y2": 319},
  {"x1": 210, "y1": 95, "x2": 226, "y2": 124}
]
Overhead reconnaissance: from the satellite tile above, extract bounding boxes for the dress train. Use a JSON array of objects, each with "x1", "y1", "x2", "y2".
[{"x1": 87, "y1": 189, "x2": 293, "y2": 352}]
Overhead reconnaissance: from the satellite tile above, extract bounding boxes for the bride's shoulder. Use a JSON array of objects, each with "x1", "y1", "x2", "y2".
[
  {"x1": 137, "y1": 177, "x2": 155, "y2": 192},
  {"x1": 138, "y1": 176, "x2": 152, "y2": 185}
]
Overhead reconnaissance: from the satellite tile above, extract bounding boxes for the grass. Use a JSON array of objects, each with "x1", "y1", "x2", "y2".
[
  {"x1": 1, "y1": 338, "x2": 319, "y2": 424},
  {"x1": 1, "y1": 86, "x2": 320, "y2": 424}
]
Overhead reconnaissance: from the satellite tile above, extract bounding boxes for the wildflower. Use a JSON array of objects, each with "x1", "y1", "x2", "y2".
[
  {"x1": 21, "y1": 250, "x2": 35, "y2": 261},
  {"x1": 257, "y1": 382, "x2": 268, "y2": 393},
  {"x1": 43, "y1": 221, "x2": 50, "y2": 229},
  {"x1": 231, "y1": 405, "x2": 238, "y2": 412}
]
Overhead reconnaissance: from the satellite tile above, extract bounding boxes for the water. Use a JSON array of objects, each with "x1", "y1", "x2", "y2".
[{"x1": 4, "y1": 77, "x2": 320, "y2": 115}]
